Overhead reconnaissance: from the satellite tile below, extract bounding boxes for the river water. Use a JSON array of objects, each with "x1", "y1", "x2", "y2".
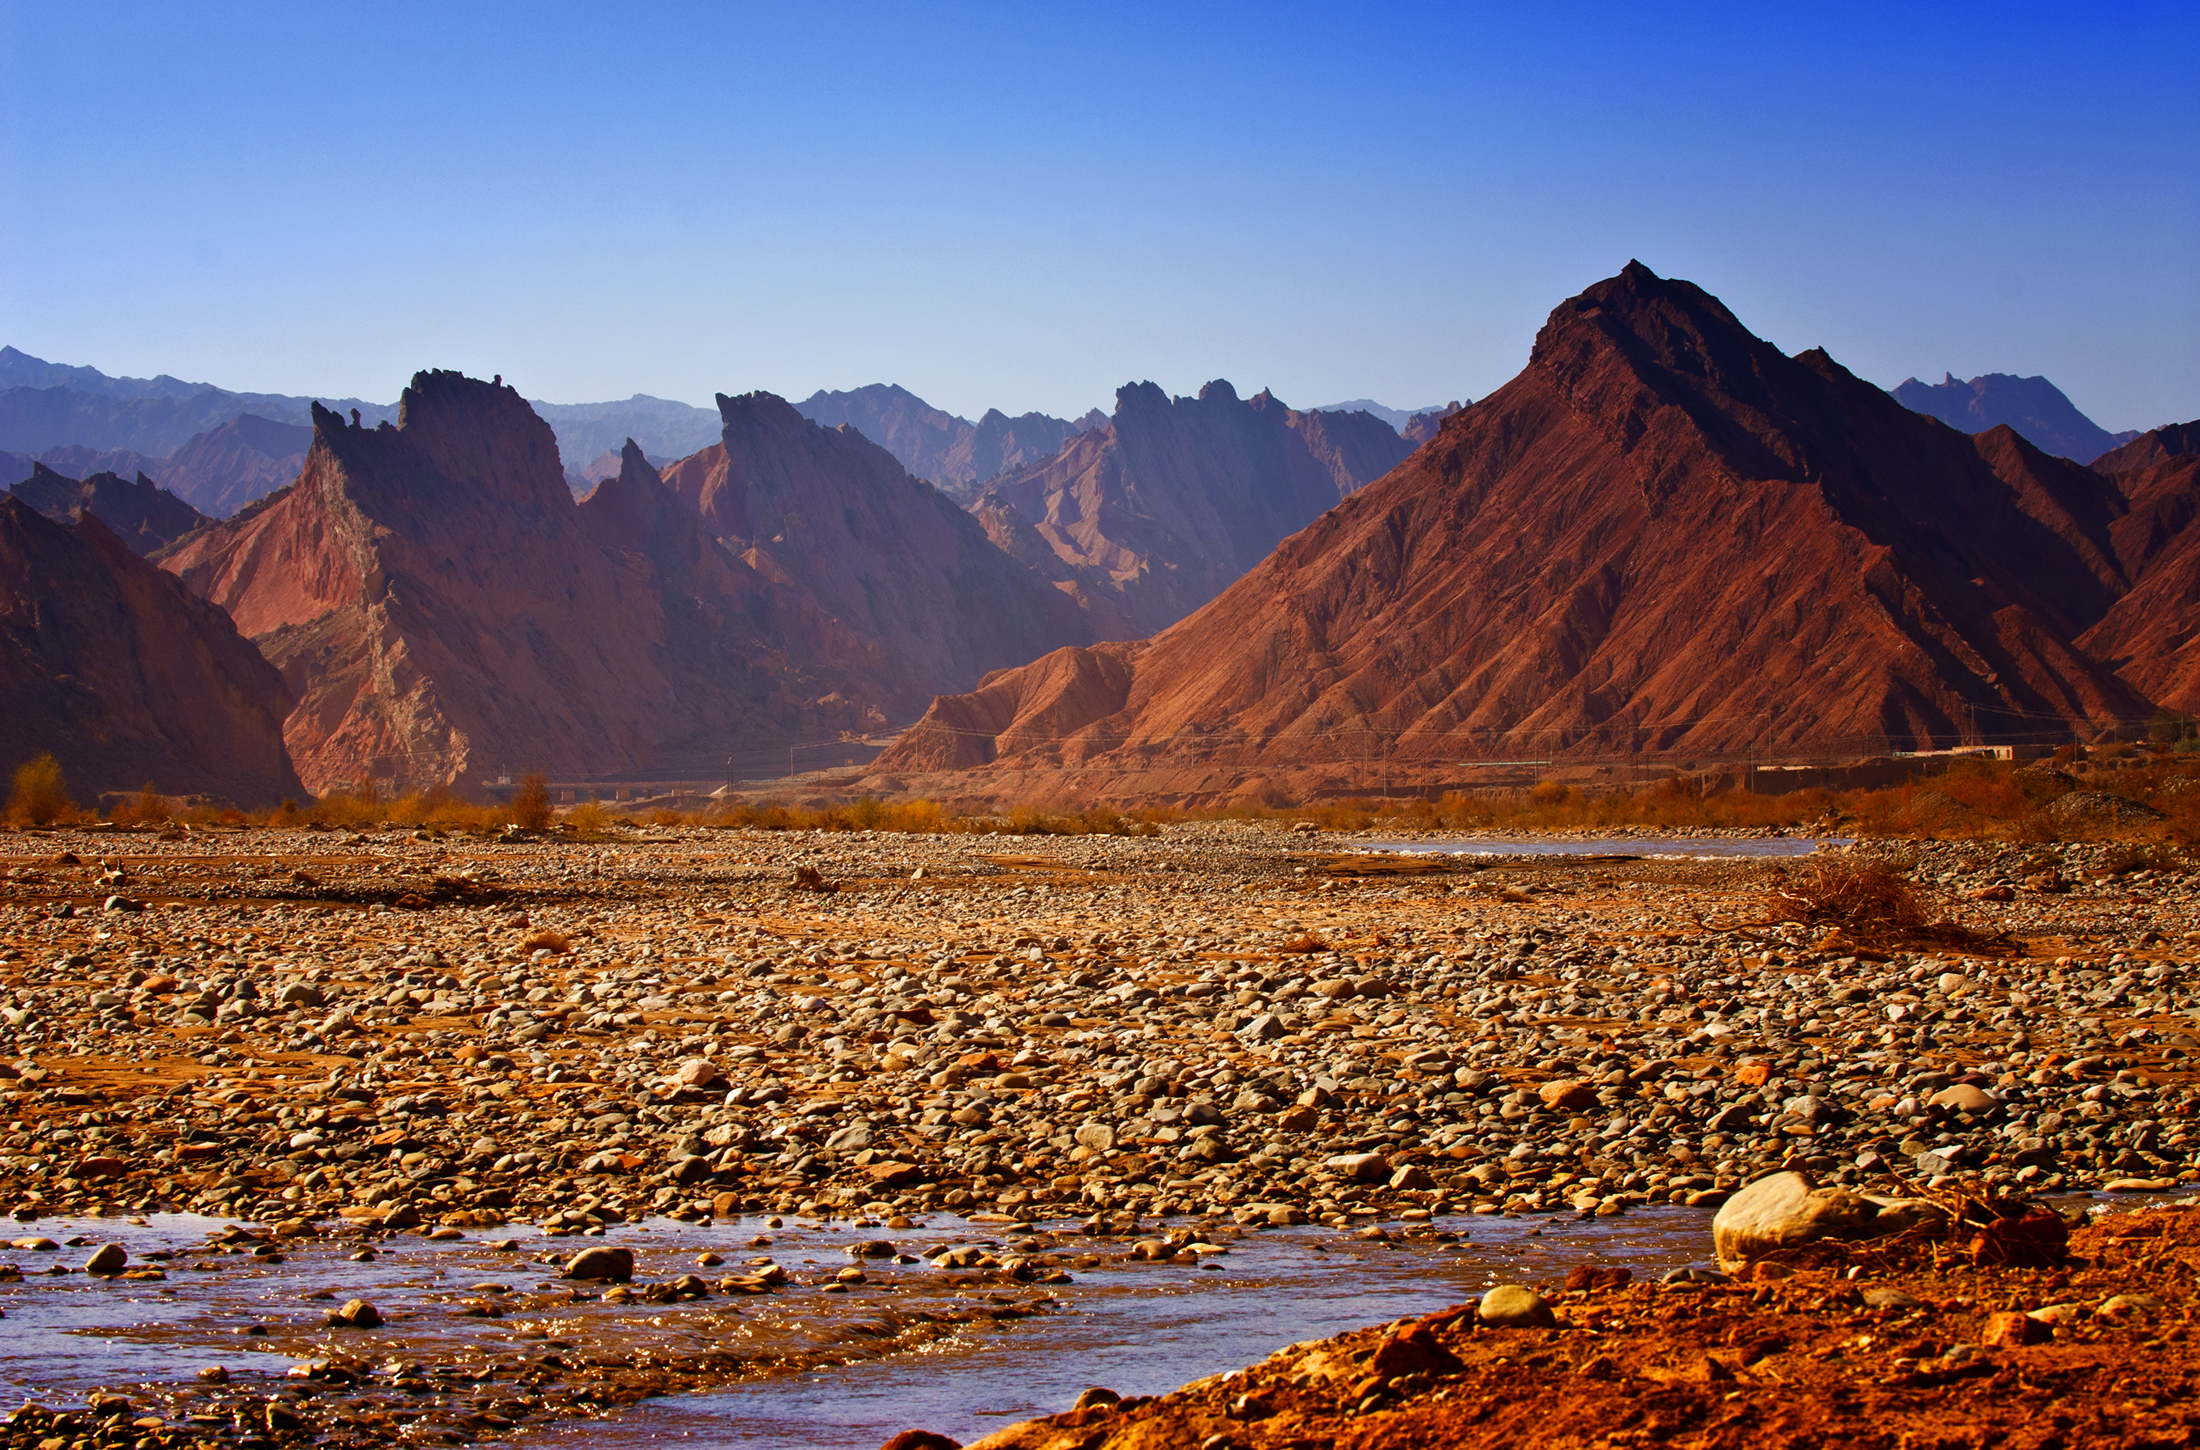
[
  {"x1": 2, "y1": 1205, "x2": 1723, "y2": 1448},
  {"x1": 1365, "y1": 835, "x2": 1842, "y2": 860}
]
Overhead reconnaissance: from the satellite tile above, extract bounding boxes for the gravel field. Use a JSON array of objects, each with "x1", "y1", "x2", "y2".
[{"x1": 0, "y1": 818, "x2": 2194, "y2": 1446}]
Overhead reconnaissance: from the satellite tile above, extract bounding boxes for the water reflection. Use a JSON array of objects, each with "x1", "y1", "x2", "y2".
[{"x1": 1364, "y1": 836, "x2": 1841, "y2": 860}]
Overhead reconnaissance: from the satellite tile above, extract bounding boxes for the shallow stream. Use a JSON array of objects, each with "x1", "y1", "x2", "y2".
[
  {"x1": 1366, "y1": 835, "x2": 1842, "y2": 860},
  {"x1": 1, "y1": 1206, "x2": 1723, "y2": 1447}
]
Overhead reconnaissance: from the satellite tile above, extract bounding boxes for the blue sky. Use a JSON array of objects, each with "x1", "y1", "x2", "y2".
[{"x1": 1, "y1": 2, "x2": 2192, "y2": 429}]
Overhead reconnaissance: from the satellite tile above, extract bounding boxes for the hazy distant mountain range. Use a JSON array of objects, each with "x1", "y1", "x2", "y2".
[
  {"x1": 1307, "y1": 398, "x2": 1454, "y2": 431},
  {"x1": 794, "y1": 384, "x2": 1108, "y2": 496},
  {"x1": 0, "y1": 348, "x2": 1462, "y2": 523},
  {"x1": 1891, "y1": 373, "x2": 2139, "y2": 464},
  {"x1": 5, "y1": 342, "x2": 2154, "y2": 534}
]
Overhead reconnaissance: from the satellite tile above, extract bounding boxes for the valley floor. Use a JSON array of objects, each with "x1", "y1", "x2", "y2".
[{"x1": 0, "y1": 820, "x2": 2193, "y2": 1447}]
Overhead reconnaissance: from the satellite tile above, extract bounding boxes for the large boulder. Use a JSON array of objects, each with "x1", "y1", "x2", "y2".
[
  {"x1": 1711, "y1": 1171, "x2": 1948, "y2": 1271},
  {"x1": 562, "y1": 1246, "x2": 635, "y2": 1282}
]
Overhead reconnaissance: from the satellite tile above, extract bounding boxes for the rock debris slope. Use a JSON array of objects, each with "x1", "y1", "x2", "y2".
[
  {"x1": 976, "y1": 381, "x2": 1417, "y2": 636},
  {"x1": 878, "y1": 264, "x2": 2148, "y2": 794},
  {"x1": 0, "y1": 495, "x2": 301, "y2": 804}
]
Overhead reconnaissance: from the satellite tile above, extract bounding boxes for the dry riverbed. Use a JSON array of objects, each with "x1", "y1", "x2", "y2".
[{"x1": 0, "y1": 818, "x2": 2195, "y2": 1446}]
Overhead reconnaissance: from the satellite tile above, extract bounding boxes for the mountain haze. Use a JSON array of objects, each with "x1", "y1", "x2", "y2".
[
  {"x1": 1308, "y1": 399, "x2": 1453, "y2": 432},
  {"x1": 794, "y1": 384, "x2": 1103, "y2": 493},
  {"x1": 1891, "y1": 372, "x2": 2138, "y2": 463},
  {"x1": 973, "y1": 381, "x2": 1418, "y2": 636},
  {"x1": 660, "y1": 391, "x2": 1091, "y2": 711}
]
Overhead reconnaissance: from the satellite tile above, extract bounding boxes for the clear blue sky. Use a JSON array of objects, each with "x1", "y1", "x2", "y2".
[{"x1": 1, "y1": 2, "x2": 2192, "y2": 429}]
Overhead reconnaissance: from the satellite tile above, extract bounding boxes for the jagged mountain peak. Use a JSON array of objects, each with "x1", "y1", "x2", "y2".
[{"x1": 875, "y1": 265, "x2": 2146, "y2": 796}]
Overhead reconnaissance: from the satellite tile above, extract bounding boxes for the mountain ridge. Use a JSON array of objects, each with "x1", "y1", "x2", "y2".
[
  {"x1": 793, "y1": 383, "x2": 1103, "y2": 493},
  {"x1": 8, "y1": 462, "x2": 210, "y2": 555},
  {"x1": 873, "y1": 263, "x2": 2151, "y2": 801},
  {"x1": 974, "y1": 379, "x2": 1418, "y2": 636},
  {"x1": 1891, "y1": 371, "x2": 2138, "y2": 464},
  {"x1": 0, "y1": 495, "x2": 302, "y2": 805},
  {"x1": 156, "y1": 374, "x2": 1095, "y2": 792}
]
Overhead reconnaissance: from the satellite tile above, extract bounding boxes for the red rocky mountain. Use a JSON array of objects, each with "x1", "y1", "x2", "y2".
[
  {"x1": 575, "y1": 439, "x2": 890, "y2": 731},
  {"x1": 1402, "y1": 403, "x2": 1463, "y2": 445},
  {"x1": 976, "y1": 381, "x2": 1418, "y2": 637},
  {"x1": 8, "y1": 462, "x2": 209, "y2": 554},
  {"x1": 658, "y1": 392, "x2": 1089, "y2": 709},
  {"x1": 2078, "y1": 423, "x2": 2200, "y2": 711},
  {"x1": 157, "y1": 376, "x2": 1090, "y2": 793},
  {"x1": 6, "y1": 415, "x2": 315, "y2": 522},
  {"x1": 876, "y1": 264, "x2": 2151, "y2": 799},
  {"x1": 0, "y1": 496, "x2": 302, "y2": 805},
  {"x1": 160, "y1": 376, "x2": 827, "y2": 792}
]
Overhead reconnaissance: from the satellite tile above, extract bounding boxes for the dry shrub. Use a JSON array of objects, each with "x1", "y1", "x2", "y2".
[
  {"x1": 999, "y1": 804, "x2": 1159, "y2": 837},
  {"x1": 1762, "y1": 855, "x2": 1999, "y2": 950},
  {"x1": 313, "y1": 782, "x2": 385, "y2": 830},
  {"x1": 1765, "y1": 856, "x2": 1930, "y2": 940},
  {"x1": 384, "y1": 784, "x2": 507, "y2": 832},
  {"x1": 700, "y1": 795, "x2": 964, "y2": 834},
  {"x1": 511, "y1": 773, "x2": 553, "y2": 832},
  {"x1": 2101, "y1": 841, "x2": 2185, "y2": 876},
  {"x1": 565, "y1": 800, "x2": 615, "y2": 837},
  {"x1": 7, "y1": 753, "x2": 73, "y2": 827},
  {"x1": 2159, "y1": 791, "x2": 2200, "y2": 849},
  {"x1": 1927, "y1": 757, "x2": 2031, "y2": 817},
  {"x1": 111, "y1": 781, "x2": 171, "y2": 827},
  {"x1": 519, "y1": 929, "x2": 571, "y2": 955}
]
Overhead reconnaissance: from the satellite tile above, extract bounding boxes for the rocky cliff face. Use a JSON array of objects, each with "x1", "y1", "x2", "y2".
[
  {"x1": 158, "y1": 373, "x2": 837, "y2": 793},
  {"x1": 0, "y1": 496, "x2": 301, "y2": 805},
  {"x1": 878, "y1": 264, "x2": 2147, "y2": 795},
  {"x1": 976, "y1": 381, "x2": 1418, "y2": 636},
  {"x1": 660, "y1": 392, "x2": 1091, "y2": 713},
  {"x1": 2078, "y1": 422, "x2": 2200, "y2": 710},
  {"x1": 8, "y1": 462, "x2": 209, "y2": 554},
  {"x1": 576, "y1": 439, "x2": 890, "y2": 729},
  {"x1": 156, "y1": 376, "x2": 1090, "y2": 794},
  {"x1": 1891, "y1": 372, "x2": 2138, "y2": 464}
]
